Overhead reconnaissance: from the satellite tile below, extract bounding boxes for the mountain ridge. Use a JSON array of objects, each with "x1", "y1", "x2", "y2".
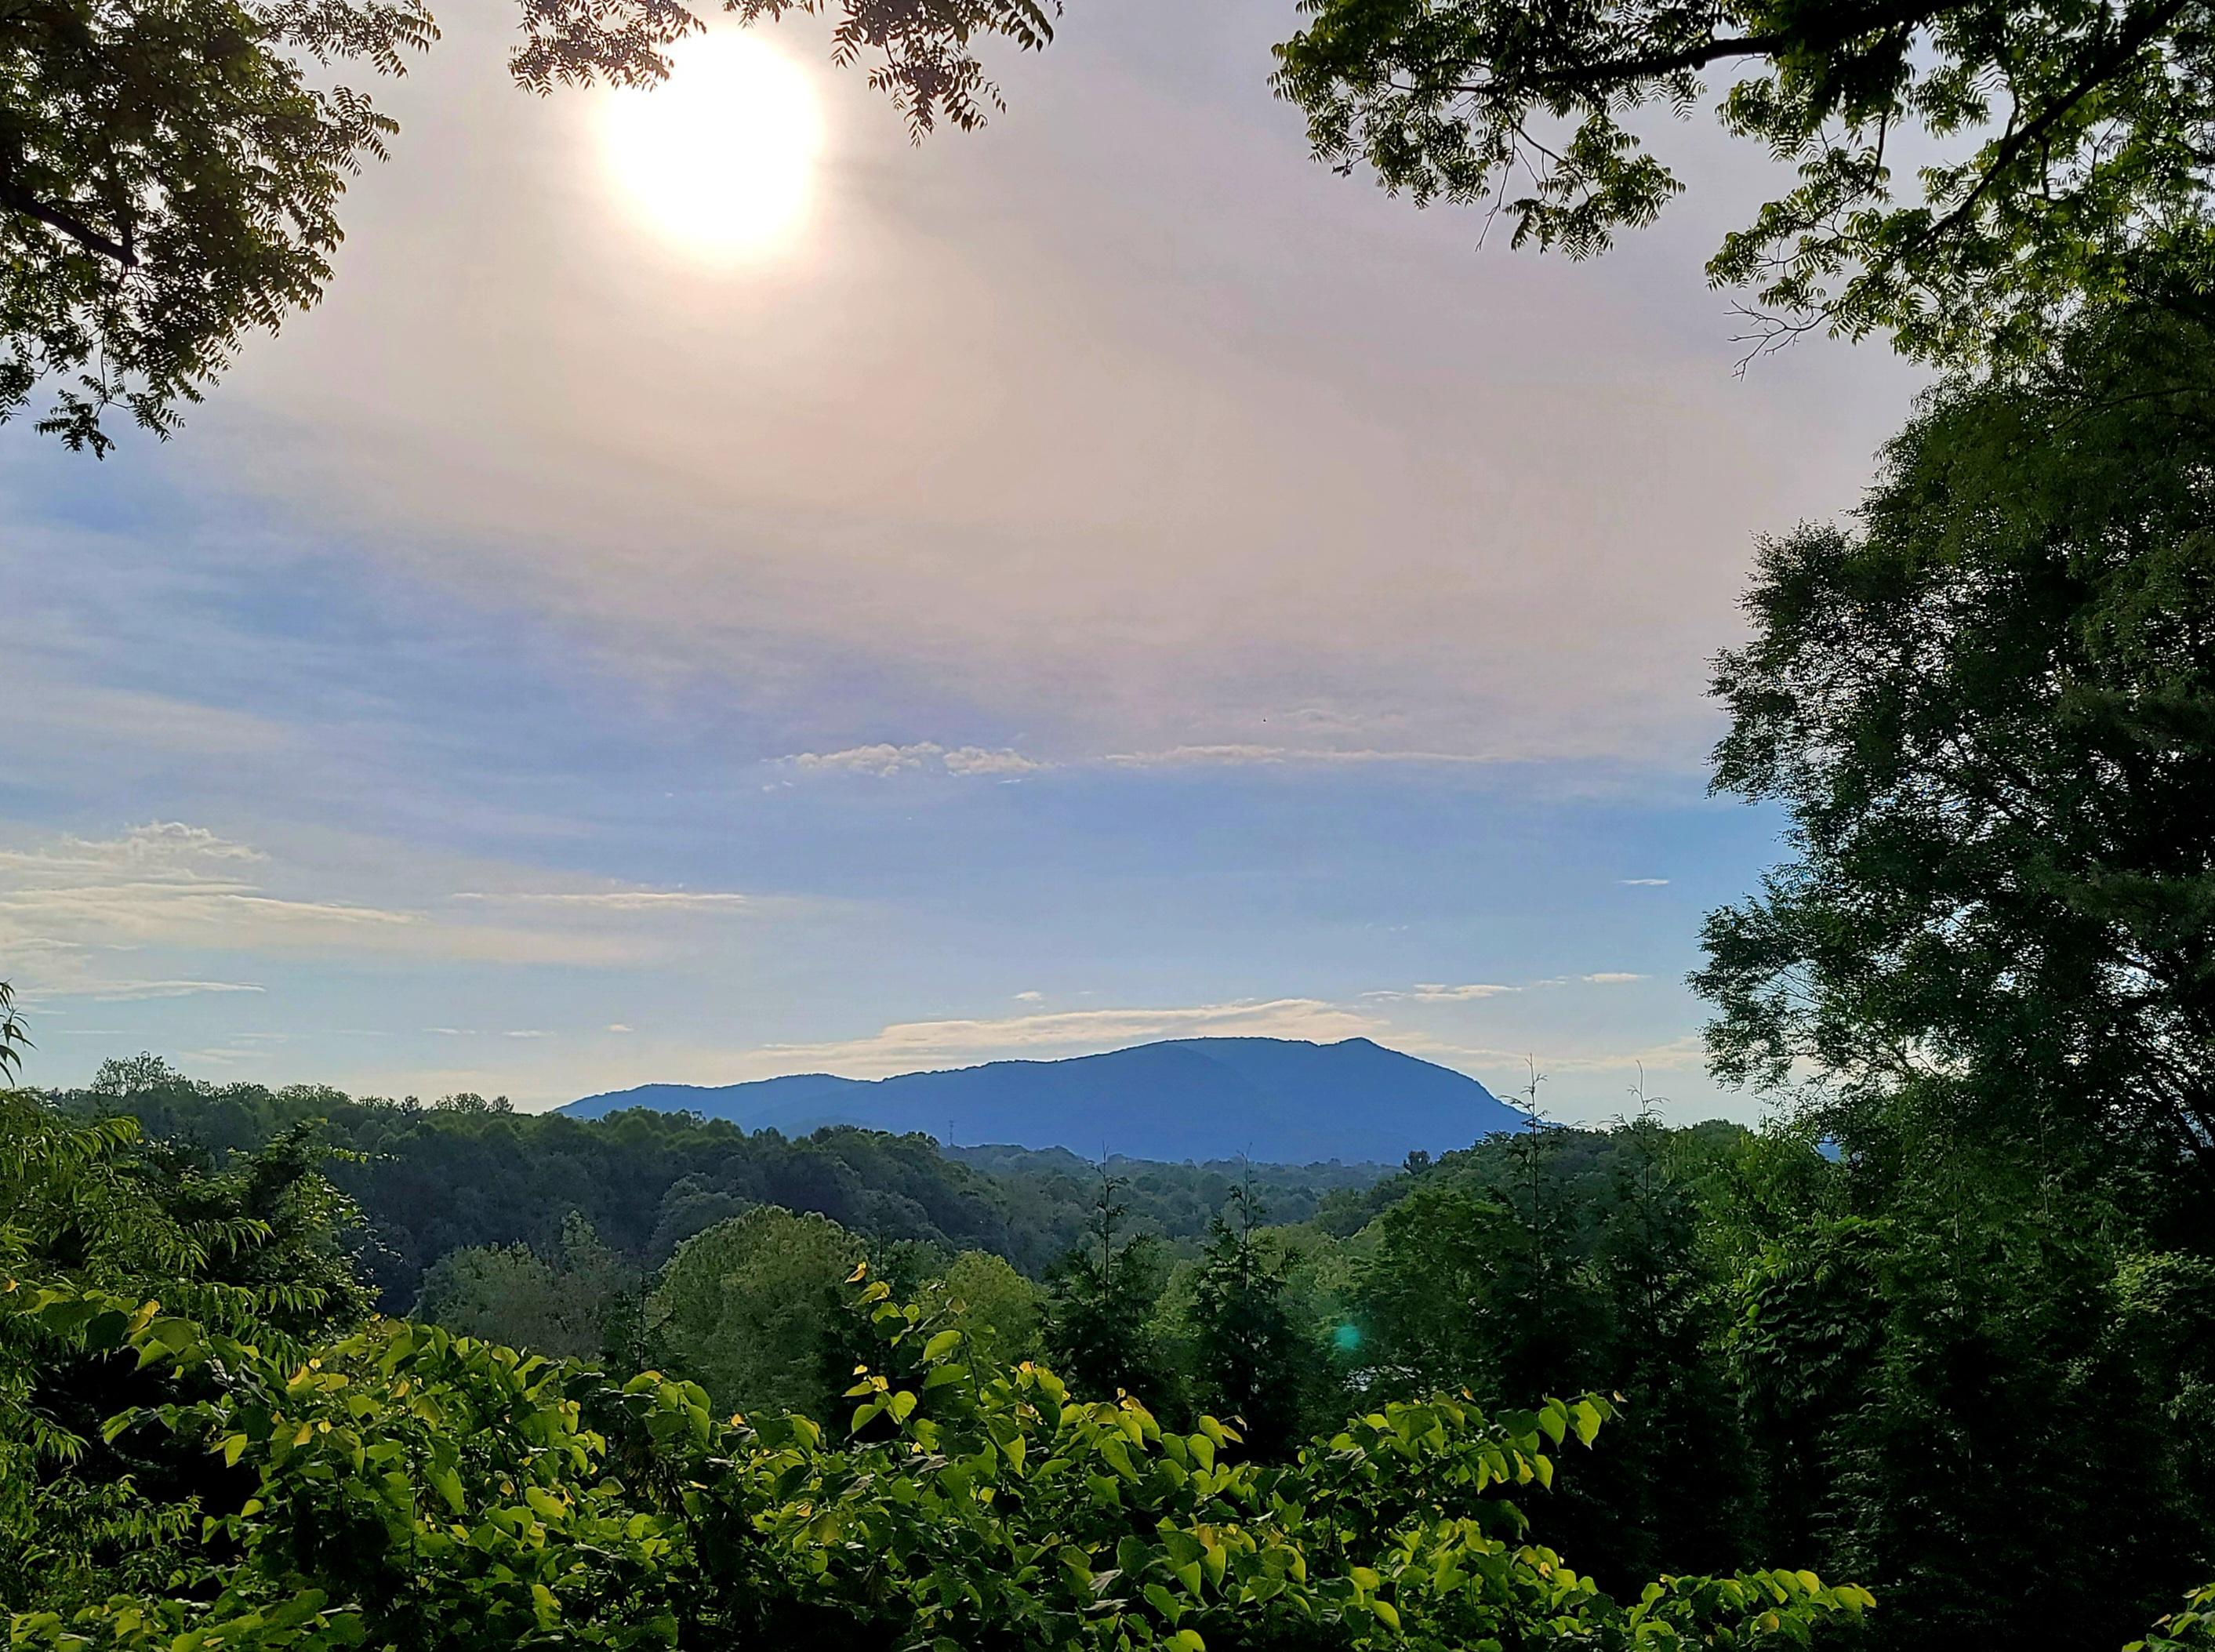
[{"x1": 561, "y1": 1035, "x2": 1520, "y2": 1164}]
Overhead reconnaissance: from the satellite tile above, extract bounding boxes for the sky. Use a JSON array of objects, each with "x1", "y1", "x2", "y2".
[{"x1": 1, "y1": 0, "x2": 1923, "y2": 1125}]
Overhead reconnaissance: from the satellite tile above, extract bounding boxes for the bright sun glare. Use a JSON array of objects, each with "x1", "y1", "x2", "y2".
[{"x1": 600, "y1": 32, "x2": 825, "y2": 263}]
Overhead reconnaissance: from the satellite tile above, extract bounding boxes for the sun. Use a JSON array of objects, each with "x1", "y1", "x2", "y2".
[{"x1": 599, "y1": 31, "x2": 826, "y2": 264}]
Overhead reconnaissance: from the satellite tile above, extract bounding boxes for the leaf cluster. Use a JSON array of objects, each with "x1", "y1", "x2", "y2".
[
  {"x1": 5, "y1": 1262, "x2": 1872, "y2": 1652},
  {"x1": 1270, "y1": 0, "x2": 2215, "y2": 363}
]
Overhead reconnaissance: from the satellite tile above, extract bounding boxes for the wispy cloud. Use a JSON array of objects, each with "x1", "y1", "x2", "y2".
[
  {"x1": 758, "y1": 998, "x2": 1382, "y2": 1077},
  {"x1": 784, "y1": 742, "x2": 1048, "y2": 778},
  {"x1": 775, "y1": 739, "x2": 1524, "y2": 782},
  {"x1": 0, "y1": 823, "x2": 780, "y2": 1004},
  {"x1": 790, "y1": 742, "x2": 938, "y2": 776},
  {"x1": 13, "y1": 684, "x2": 297, "y2": 761},
  {"x1": 1389, "y1": 1031, "x2": 1708, "y2": 1078},
  {"x1": 452, "y1": 890, "x2": 756, "y2": 912},
  {"x1": 48, "y1": 979, "x2": 267, "y2": 1003},
  {"x1": 1617, "y1": 877, "x2": 1670, "y2": 887},
  {"x1": 776, "y1": 742, "x2": 1513, "y2": 779},
  {"x1": 941, "y1": 746, "x2": 1049, "y2": 776},
  {"x1": 1366, "y1": 982, "x2": 1519, "y2": 1004},
  {"x1": 0, "y1": 825, "x2": 419, "y2": 965},
  {"x1": 0, "y1": 822, "x2": 269, "y2": 867},
  {"x1": 1581, "y1": 972, "x2": 1648, "y2": 985},
  {"x1": 1103, "y1": 746, "x2": 1504, "y2": 769}
]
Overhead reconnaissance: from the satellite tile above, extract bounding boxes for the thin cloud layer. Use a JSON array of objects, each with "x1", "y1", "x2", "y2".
[
  {"x1": 0, "y1": 822, "x2": 792, "y2": 1000},
  {"x1": 1366, "y1": 982, "x2": 1520, "y2": 1003},
  {"x1": 1104, "y1": 746, "x2": 1510, "y2": 769},
  {"x1": 452, "y1": 890, "x2": 758, "y2": 911},
  {"x1": 121, "y1": 0, "x2": 1914, "y2": 784},
  {"x1": 784, "y1": 742, "x2": 1048, "y2": 777},
  {"x1": 758, "y1": 997, "x2": 1383, "y2": 1074},
  {"x1": 49, "y1": 979, "x2": 270, "y2": 1004}
]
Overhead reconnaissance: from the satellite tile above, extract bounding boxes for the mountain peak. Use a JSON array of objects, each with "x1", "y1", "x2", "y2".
[{"x1": 561, "y1": 1035, "x2": 1520, "y2": 1164}]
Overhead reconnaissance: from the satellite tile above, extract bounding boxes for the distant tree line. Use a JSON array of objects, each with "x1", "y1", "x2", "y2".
[{"x1": 38, "y1": 1059, "x2": 1391, "y2": 1309}]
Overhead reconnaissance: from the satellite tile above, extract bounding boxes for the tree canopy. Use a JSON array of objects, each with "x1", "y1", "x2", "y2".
[
  {"x1": 14, "y1": 1026, "x2": 2215, "y2": 1647},
  {"x1": 1273, "y1": 0, "x2": 2215, "y2": 364},
  {"x1": 0, "y1": 0, "x2": 1055, "y2": 450},
  {"x1": 24, "y1": 0, "x2": 2215, "y2": 448},
  {"x1": 2, "y1": 1087, "x2": 1885, "y2": 1652},
  {"x1": 1697, "y1": 304, "x2": 2215, "y2": 1182}
]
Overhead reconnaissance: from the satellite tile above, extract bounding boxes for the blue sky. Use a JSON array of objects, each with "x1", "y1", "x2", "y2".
[{"x1": 2, "y1": 0, "x2": 1922, "y2": 1123}]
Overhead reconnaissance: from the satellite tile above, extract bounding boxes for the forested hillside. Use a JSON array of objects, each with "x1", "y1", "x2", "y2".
[
  {"x1": 12, "y1": 1037, "x2": 2213, "y2": 1651},
  {"x1": 42, "y1": 1058, "x2": 1392, "y2": 1308},
  {"x1": 5, "y1": 1075, "x2": 1894, "y2": 1652}
]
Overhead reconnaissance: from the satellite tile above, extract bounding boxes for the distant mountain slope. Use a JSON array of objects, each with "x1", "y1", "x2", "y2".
[{"x1": 561, "y1": 1037, "x2": 1520, "y2": 1164}]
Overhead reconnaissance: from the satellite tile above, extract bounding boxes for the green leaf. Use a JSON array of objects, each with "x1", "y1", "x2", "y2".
[
  {"x1": 427, "y1": 1466, "x2": 465, "y2": 1514},
  {"x1": 1569, "y1": 1399, "x2": 1603, "y2": 1447}
]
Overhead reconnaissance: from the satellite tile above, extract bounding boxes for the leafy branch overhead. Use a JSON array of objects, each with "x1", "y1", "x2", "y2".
[
  {"x1": 1271, "y1": 0, "x2": 2215, "y2": 363},
  {"x1": 0, "y1": 0, "x2": 1057, "y2": 452},
  {"x1": 20, "y1": 0, "x2": 2215, "y2": 451}
]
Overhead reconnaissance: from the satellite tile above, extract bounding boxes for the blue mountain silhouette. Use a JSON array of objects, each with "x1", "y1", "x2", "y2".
[{"x1": 560, "y1": 1036, "x2": 1520, "y2": 1164}]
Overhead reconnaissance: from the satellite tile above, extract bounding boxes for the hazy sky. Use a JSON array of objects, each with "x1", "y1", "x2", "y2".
[{"x1": 2, "y1": 0, "x2": 1923, "y2": 1124}]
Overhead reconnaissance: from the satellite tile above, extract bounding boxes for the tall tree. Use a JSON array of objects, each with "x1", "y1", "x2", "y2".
[
  {"x1": 0, "y1": 1082, "x2": 374, "y2": 1613},
  {"x1": 1694, "y1": 300, "x2": 2215, "y2": 1642},
  {"x1": 1186, "y1": 1183, "x2": 1320, "y2": 1459},
  {"x1": 647, "y1": 1204, "x2": 866, "y2": 1417},
  {"x1": 416, "y1": 1211, "x2": 641, "y2": 1362},
  {"x1": 1698, "y1": 303, "x2": 2215, "y2": 1189},
  {"x1": 1040, "y1": 1169, "x2": 1172, "y2": 1409}
]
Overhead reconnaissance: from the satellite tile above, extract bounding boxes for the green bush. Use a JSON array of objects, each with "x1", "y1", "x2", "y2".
[{"x1": 5, "y1": 1263, "x2": 1871, "y2": 1652}]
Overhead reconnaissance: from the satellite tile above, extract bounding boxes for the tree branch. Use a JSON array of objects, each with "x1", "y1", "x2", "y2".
[
  {"x1": 0, "y1": 175, "x2": 138, "y2": 267},
  {"x1": 1923, "y1": 0, "x2": 2192, "y2": 244},
  {"x1": 1463, "y1": 0, "x2": 1988, "y2": 98}
]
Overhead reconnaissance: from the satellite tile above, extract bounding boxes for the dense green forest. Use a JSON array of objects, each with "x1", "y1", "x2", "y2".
[
  {"x1": 8, "y1": 1032, "x2": 2213, "y2": 1649},
  {"x1": 13, "y1": 303, "x2": 2215, "y2": 1648},
  {"x1": 14, "y1": 4, "x2": 2215, "y2": 1647},
  {"x1": 35, "y1": 1058, "x2": 1390, "y2": 1309}
]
